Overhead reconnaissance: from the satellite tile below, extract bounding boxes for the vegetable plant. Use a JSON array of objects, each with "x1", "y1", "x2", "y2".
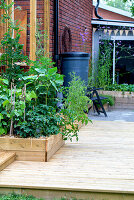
[{"x1": 60, "y1": 74, "x2": 91, "y2": 141}]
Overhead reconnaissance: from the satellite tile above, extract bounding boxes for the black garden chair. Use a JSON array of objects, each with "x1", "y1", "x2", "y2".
[{"x1": 87, "y1": 87, "x2": 108, "y2": 117}]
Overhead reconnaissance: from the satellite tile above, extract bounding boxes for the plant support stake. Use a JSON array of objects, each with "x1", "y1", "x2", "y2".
[
  {"x1": 113, "y1": 40, "x2": 115, "y2": 84},
  {"x1": 24, "y1": 84, "x2": 26, "y2": 121},
  {"x1": 10, "y1": 84, "x2": 16, "y2": 136},
  {"x1": 9, "y1": 82, "x2": 13, "y2": 137}
]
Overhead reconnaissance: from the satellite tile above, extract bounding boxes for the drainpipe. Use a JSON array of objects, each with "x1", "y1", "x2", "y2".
[
  {"x1": 95, "y1": 0, "x2": 103, "y2": 19},
  {"x1": 54, "y1": 0, "x2": 59, "y2": 69},
  {"x1": 54, "y1": 0, "x2": 63, "y2": 108}
]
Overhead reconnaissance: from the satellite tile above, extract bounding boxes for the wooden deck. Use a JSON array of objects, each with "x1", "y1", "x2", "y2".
[{"x1": 1, "y1": 120, "x2": 134, "y2": 199}]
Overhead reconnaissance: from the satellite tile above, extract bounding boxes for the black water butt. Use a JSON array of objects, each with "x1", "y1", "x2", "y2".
[{"x1": 60, "y1": 52, "x2": 90, "y2": 87}]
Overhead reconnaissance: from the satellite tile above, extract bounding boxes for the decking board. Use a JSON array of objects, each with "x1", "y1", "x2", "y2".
[{"x1": 0, "y1": 120, "x2": 134, "y2": 199}]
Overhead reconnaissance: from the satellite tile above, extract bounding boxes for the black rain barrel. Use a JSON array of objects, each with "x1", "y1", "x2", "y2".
[{"x1": 60, "y1": 52, "x2": 90, "y2": 87}]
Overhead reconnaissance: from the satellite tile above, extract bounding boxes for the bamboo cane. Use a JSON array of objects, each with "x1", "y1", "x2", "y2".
[
  {"x1": 9, "y1": 82, "x2": 13, "y2": 136},
  {"x1": 24, "y1": 84, "x2": 26, "y2": 121},
  {"x1": 9, "y1": 84, "x2": 16, "y2": 136}
]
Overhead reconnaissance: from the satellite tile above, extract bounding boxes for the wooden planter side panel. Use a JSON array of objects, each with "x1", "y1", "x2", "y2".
[
  {"x1": 0, "y1": 138, "x2": 46, "y2": 151},
  {"x1": 0, "y1": 134, "x2": 64, "y2": 162},
  {"x1": 46, "y1": 134, "x2": 65, "y2": 161},
  {"x1": 0, "y1": 138, "x2": 46, "y2": 162}
]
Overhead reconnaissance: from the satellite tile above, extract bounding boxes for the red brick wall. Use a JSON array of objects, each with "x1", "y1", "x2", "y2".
[
  {"x1": 50, "y1": 0, "x2": 93, "y2": 56},
  {"x1": 14, "y1": 0, "x2": 93, "y2": 56},
  {"x1": 93, "y1": 6, "x2": 134, "y2": 22}
]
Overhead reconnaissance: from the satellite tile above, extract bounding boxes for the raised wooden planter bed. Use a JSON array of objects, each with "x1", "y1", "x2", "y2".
[
  {"x1": 99, "y1": 90, "x2": 134, "y2": 109},
  {"x1": 0, "y1": 133, "x2": 64, "y2": 162}
]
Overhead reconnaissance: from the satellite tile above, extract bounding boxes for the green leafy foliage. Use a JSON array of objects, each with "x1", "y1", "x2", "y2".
[
  {"x1": 0, "y1": 0, "x2": 30, "y2": 87},
  {"x1": 0, "y1": 193, "x2": 44, "y2": 200},
  {"x1": 23, "y1": 56, "x2": 64, "y2": 106},
  {"x1": 0, "y1": 193, "x2": 77, "y2": 200},
  {"x1": 15, "y1": 105, "x2": 61, "y2": 138},
  {"x1": 35, "y1": 18, "x2": 48, "y2": 58},
  {"x1": 104, "y1": 0, "x2": 132, "y2": 12},
  {"x1": 60, "y1": 74, "x2": 91, "y2": 141},
  {"x1": 93, "y1": 40, "x2": 113, "y2": 89},
  {"x1": 99, "y1": 94, "x2": 115, "y2": 107},
  {"x1": 123, "y1": 0, "x2": 134, "y2": 15},
  {"x1": 0, "y1": 80, "x2": 37, "y2": 135},
  {"x1": 0, "y1": 78, "x2": 10, "y2": 135},
  {"x1": 105, "y1": 83, "x2": 134, "y2": 93}
]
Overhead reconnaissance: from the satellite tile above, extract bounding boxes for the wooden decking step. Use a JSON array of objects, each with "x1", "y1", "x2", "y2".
[{"x1": 0, "y1": 152, "x2": 16, "y2": 171}]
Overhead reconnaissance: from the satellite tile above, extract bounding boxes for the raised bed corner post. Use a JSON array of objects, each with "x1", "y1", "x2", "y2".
[
  {"x1": 30, "y1": 0, "x2": 37, "y2": 61},
  {"x1": 54, "y1": 0, "x2": 59, "y2": 70}
]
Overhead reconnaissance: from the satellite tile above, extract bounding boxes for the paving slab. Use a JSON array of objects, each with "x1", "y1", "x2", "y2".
[{"x1": 88, "y1": 109, "x2": 134, "y2": 122}]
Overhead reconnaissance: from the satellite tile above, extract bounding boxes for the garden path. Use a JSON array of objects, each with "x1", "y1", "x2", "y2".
[
  {"x1": 0, "y1": 120, "x2": 134, "y2": 199},
  {"x1": 88, "y1": 109, "x2": 134, "y2": 122}
]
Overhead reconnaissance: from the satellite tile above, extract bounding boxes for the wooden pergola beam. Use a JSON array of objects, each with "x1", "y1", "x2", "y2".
[
  {"x1": 30, "y1": 0, "x2": 36, "y2": 61},
  {"x1": 44, "y1": 0, "x2": 50, "y2": 56}
]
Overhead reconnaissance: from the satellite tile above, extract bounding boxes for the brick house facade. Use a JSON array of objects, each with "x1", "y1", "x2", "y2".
[
  {"x1": 13, "y1": 0, "x2": 93, "y2": 58},
  {"x1": 50, "y1": 0, "x2": 92, "y2": 56}
]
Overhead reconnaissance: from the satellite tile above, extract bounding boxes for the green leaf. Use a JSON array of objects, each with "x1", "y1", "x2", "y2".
[
  {"x1": 35, "y1": 68, "x2": 46, "y2": 74},
  {"x1": 26, "y1": 94, "x2": 31, "y2": 101},
  {"x1": 7, "y1": 114, "x2": 10, "y2": 118},
  {"x1": 23, "y1": 75, "x2": 38, "y2": 80},
  {"x1": 29, "y1": 91, "x2": 37, "y2": 99},
  {"x1": 50, "y1": 80, "x2": 58, "y2": 91},
  {"x1": 3, "y1": 99, "x2": 10, "y2": 107},
  {"x1": 48, "y1": 67, "x2": 57, "y2": 75},
  {"x1": 0, "y1": 113, "x2": 3, "y2": 121},
  {"x1": 2, "y1": 121, "x2": 7, "y2": 126},
  {"x1": 19, "y1": 101, "x2": 25, "y2": 109},
  {"x1": 0, "y1": 127, "x2": 5, "y2": 135},
  {"x1": 55, "y1": 75, "x2": 64, "y2": 85},
  {"x1": 2, "y1": 79, "x2": 9, "y2": 85}
]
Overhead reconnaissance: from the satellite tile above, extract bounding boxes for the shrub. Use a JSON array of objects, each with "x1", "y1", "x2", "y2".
[{"x1": 60, "y1": 74, "x2": 91, "y2": 141}]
